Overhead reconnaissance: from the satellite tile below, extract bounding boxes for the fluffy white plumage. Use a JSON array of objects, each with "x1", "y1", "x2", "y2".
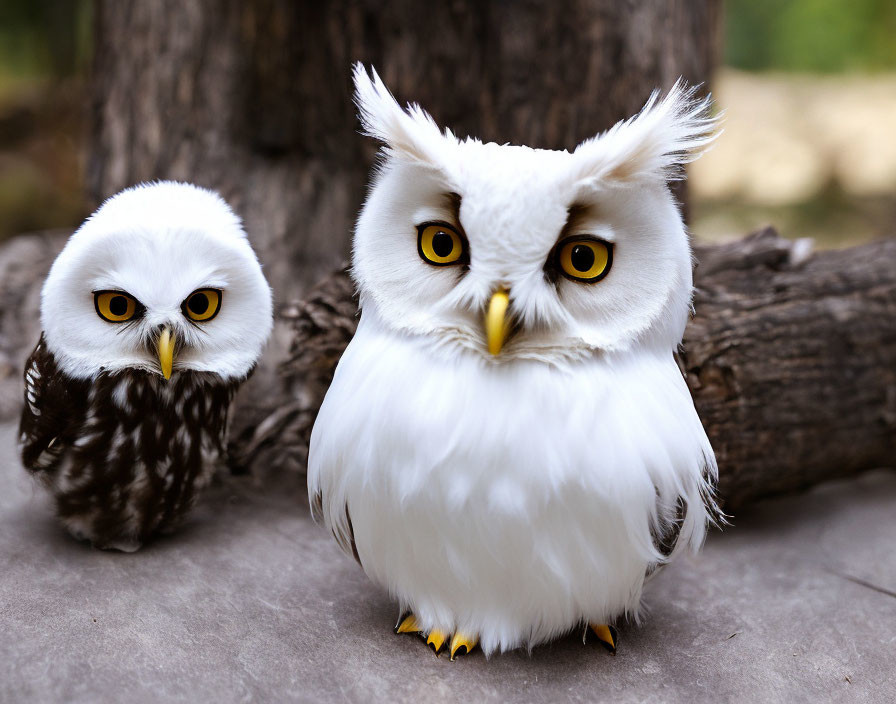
[
  {"x1": 42, "y1": 181, "x2": 272, "y2": 381},
  {"x1": 309, "y1": 65, "x2": 719, "y2": 655}
]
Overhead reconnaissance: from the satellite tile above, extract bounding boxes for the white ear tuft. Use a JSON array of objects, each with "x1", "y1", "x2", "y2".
[
  {"x1": 352, "y1": 63, "x2": 453, "y2": 167},
  {"x1": 572, "y1": 79, "x2": 721, "y2": 187}
]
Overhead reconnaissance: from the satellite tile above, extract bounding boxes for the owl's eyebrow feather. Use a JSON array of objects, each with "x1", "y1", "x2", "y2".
[
  {"x1": 557, "y1": 203, "x2": 596, "y2": 243},
  {"x1": 543, "y1": 203, "x2": 598, "y2": 287},
  {"x1": 441, "y1": 191, "x2": 463, "y2": 229}
]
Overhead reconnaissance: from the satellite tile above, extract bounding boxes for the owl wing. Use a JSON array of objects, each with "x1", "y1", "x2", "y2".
[
  {"x1": 310, "y1": 490, "x2": 361, "y2": 565},
  {"x1": 644, "y1": 502, "x2": 687, "y2": 582},
  {"x1": 19, "y1": 336, "x2": 85, "y2": 473},
  {"x1": 647, "y1": 462, "x2": 724, "y2": 581}
]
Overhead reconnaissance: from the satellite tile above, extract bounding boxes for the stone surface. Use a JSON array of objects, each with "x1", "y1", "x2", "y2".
[{"x1": 1, "y1": 419, "x2": 895, "y2": 703}]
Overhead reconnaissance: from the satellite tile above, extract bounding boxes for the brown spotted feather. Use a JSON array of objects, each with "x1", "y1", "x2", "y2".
[{"x1": 20, "y1": 335, "x2": 242, "y2": 550}]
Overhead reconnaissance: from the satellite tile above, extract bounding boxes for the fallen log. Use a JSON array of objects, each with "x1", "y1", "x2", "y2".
[
  {"x1": 1, "y1": 227, "x2": 893, "y2": 509},
  {"x1": 237, "y1": 227, "x2": 896, "y2": 510},
  {"x1": 685, "y1": 228, "x2": 896, "y2": 507}
]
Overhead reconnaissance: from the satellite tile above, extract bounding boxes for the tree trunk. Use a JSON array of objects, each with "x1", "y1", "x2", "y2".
[
  {"x1": 238, "y1": 228, "x2": 896, "y2": 510},
  {"x1": 89, "y1": 0, "x2": 721, "y2": 305}
]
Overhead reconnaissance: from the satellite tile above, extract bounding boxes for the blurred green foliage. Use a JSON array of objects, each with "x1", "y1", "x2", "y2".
[
  {"x1": 3, "y1": 0, "x2": 896, "y2": 82},
  {"x1": 0, "y1": 0, "x2": 91, "y2": 84},
  {"x1": 0, "y1": 1, "x2": 91, "y2": 240},
  {"x1": 726, "y1": 0, "x2": 896, "y2": 72}
]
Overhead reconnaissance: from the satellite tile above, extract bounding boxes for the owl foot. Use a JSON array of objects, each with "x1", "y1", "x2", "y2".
[
  {"x1": 394, "y1": 613, "x2": 479, "y2": 659},
  {"x1": 586, "y1": 623, "x2": 619, "y2": 655}
]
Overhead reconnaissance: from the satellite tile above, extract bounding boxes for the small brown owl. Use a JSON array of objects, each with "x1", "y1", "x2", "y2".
[{"x1": 19, "y1": 182, "x2": 272, "y2": 551}]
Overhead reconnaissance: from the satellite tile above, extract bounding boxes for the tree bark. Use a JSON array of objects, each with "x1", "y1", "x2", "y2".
[
  {"x1": 89, "y1": 0, "x2": 721, "y2": 305},
  {"x1": 685, "y1": 229, "x2": 896, "y2": 508},
  {"x1": 237, "y1": 228, "x2": 896, "y2": 510},
  {"x1": 0, "y1": 231, "x2": 67, "y2": 420}
]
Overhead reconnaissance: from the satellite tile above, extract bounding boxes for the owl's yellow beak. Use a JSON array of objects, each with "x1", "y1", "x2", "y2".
[
  {"x1": 157, "y1": 326, "x2": 175, "y2": 380},
  {"x1": 485, "y1": 288, "x2": 510, "y2": 356}
]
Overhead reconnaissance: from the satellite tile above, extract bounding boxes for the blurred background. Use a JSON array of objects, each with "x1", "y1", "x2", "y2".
[
  {"x1": 0, "y1": 0, "x2": 894, "y2": 248},
  {"x1": 1, "y1": 11, "x2": 894, "y2": 698}
]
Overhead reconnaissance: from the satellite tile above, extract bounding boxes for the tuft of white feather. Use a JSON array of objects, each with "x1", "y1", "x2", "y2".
[
  {"x1": 572, "y1": 79, "x2": 721, "y2": 188},
  {"x1": 352, "y1": 62, "x2": 457, "y2": 169}
]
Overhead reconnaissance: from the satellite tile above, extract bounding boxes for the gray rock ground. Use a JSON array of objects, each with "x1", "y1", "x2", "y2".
[{"x1": 1, "y1": 419, "x2": 894, "y2": 703}]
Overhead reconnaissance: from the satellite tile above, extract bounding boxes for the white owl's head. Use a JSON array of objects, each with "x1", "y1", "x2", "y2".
[
  {"x1": 351, "y1": 64, "x2": 718, "y2": 363},
  {"x1": 41, "y1": 181, "x2": 273, "y2": 381}
]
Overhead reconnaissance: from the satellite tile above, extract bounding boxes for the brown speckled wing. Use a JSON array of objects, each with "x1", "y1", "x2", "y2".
[{"x1": 19, "y1": 335, "x2": 88, "y2": 474}]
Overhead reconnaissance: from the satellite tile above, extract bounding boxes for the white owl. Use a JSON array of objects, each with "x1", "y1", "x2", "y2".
[{"x1": 308, "y1": 65, "x2": 720, "y2": 658}]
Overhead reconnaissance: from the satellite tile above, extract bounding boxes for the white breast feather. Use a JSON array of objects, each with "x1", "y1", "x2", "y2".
[{"x1": 309, "y1": 311, "x2": 716, "y2": 655}]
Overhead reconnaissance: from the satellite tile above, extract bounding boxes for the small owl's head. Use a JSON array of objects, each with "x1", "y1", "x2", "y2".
[
  {"x1": 351, "y1": 64, "x2": 718, "y2": 363},
  {"x1": 42, "y1": 182, "x2": 273, "y2": 380}
]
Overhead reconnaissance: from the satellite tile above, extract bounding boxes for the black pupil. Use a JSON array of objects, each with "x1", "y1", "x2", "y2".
[
  {"x1": 109, "y1": 296, "x2": 128, "y2": 316},
  {"x1": 431, "y1": 231, "x2": 455, "y2": 258},
  {"x1": 189, "y1": 293, "x2": 210, "y2": 315},
  {"x1": 570, "y1": 244, "x2": 595, "y2": 272}
]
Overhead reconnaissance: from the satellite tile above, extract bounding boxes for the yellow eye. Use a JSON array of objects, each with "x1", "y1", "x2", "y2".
[
  {"x1": 417, "y1": 223, "x2": 466, "y2": 266},
  {"x1": 94, "y1": 291, "x2": 140, "y2": 323},
  {"x1": 556, "y1": 237, "x2": 613, "y2": 283},
  {"x1": 182, "y1": 288, "x2": 222, "y2": 322}
]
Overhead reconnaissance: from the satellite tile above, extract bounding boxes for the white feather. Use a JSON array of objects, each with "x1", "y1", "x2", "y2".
[
  {"x1": 571, "y1": 79, "x2": 721, "y2": 187},
  {"x1": 353, "y1": 63, "x2": 458, "y2": 171},
  {"x1": 41, "y1": 181, "x2": 272, "y2": 381},
  {"x1": 310, "y1": 310, "x2": 716, "y2": 654}
]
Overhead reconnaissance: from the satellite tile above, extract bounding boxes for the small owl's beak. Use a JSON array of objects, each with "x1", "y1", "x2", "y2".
[
  {"x1": 157, "y1": 326, "x2": 175, "y2": 380},
  {"x1": 485, "y1": 288, "x2": 511, "y2": 356}
]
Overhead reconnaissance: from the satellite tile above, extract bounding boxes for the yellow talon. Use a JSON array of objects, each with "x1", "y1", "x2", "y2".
[
  {"x1": 449, "y1": 632, "x2": 478, "y2": 660},
  {"x1": 396, "y1": 617, "x2": 478, "y2": 659},
  {"x1": 426, "y1": 629, "x2": 447, "y2": 655},
  {"x1": 395, "y1": 614, "x2": 421, "y2": 634},
  {"x1": 589, "y1": 623, "x2": 618, "y2": 654}
]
